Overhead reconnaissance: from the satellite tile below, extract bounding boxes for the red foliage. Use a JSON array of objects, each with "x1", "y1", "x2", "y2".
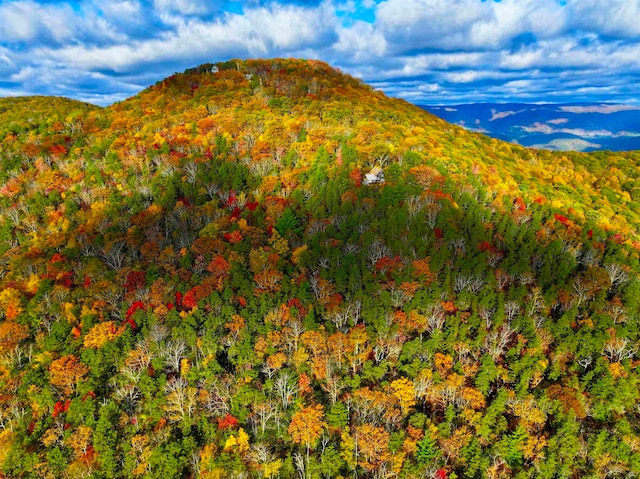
[
  {"x1": 611, "y1": 233, "x2": 625, "y2": 244},
  {"x1": 325, "y1": 293, "x2": 344, "y2": 310},
  {"x1": 125, "y1": 301, "x2": 145, "y2": 329},
  {"x1": 231, "y1": 207, "x2": 242, "y2": 219},
  {"x1": 246, "y1": 201, "x2": 259, "y2": 211},
  {"x1": 514, "y1": 197, "x2": 526, "y2": 211},
  {"x1": 223, "y1": 231, "x2": 243, "y2": 243},
  {"x1": 436, "y1": 469, "x2": 448, "y2": 479},
  {"x1": 434, "y1": 228, "x2": 444, "y2": 239},
  {"x1": 588, "y1": 230, "x2": 593, "y2": 239},
  {"x1": 236, "y1": 296, "x2": 247, "y2": 307},
  {"x1": 58, "y1": 271, "x2": 74, "y2": 288},
  {"x1": 50, "y1": 253, "x2": 65, "y2": 264},
  {"x1": 83, "y1": 275, "x2": 91, "y2": 288},
  {"x1": 124, "y1": 271, "x2": 146, "y2": 292},
  {"x1": 52, "y1": 400, "x2": 71, "y2": 418},
  {"x1": 478, "y1": 241, "x2": 495, "y2": 252},
  {"x1": 554, "y1": 214, "x2": 570, "y2": 227},
  {"x1": 287, "y1": 297, "x2": 307, "y2": 316},
  {"x1": 217, "y1": 413, "x2": 239, "y2": 430},
  {"x1": 374, "y1": 256, "x2": 402, "y2": 275},
  {"x1": 182, "y1": 289, "x2": 197, "y2": 310},
  {"x1": 175, "y1": 292, "x2": 183, "y2": 307},
  {"x1": 432, "y1": 189, "x2": 452, "y2": 201},
  {"x1": 49, "y1": 144, "x2": 67, "y2": 157}
]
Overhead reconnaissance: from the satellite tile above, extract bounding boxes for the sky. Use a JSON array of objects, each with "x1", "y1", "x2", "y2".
[{"x1": 0, "y1": 0, "x2": 639, "y2": 106}]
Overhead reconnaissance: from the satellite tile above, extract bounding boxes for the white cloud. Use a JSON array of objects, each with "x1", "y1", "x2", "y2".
[
  {"x1": 30, "y1": 2, "x2": 337, "y2": 72},
  {"x1": 0, "y1": 1, "x2": 77, "y2": 42},
  {"x1": 559, "y1": 104, "x2": 640, "y2": 114},
  {"x1": 490, "y1": 110, "x2": 521, "y2": 121},
  {"x1": 0, "y1": 0, "x2": 639, "y2": 106}
]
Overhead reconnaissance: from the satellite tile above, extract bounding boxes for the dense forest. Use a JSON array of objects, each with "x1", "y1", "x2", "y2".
[{"x1": 0, "y1": 58, "x2": 639, "y2": 479}]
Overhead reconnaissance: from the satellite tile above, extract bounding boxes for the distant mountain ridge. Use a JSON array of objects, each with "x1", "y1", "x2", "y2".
[{"x1": 422, "y1": 102, "x2": 640, "y2": 151}]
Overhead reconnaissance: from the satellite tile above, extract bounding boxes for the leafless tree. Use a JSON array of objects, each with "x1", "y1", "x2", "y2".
[
  {"x1": 604, "y1": 263, "x2": 629, "y2": 289},
  {"x1": 201, "y1": 378, "x2": 233, "y2": 417},
  {"x1": 484, "y1": 324, "x2": 516, "y2": 361},
  {"x1": 164, "y1": 376, "x2": 197, "y2": 423},
  {"x1": 368, "y1": 240, "x2": 392, "y2": 268},
  {"x1": 101, "y1": 241, "x2": 126, "y2": 270},
  {"x1": 578, "y1": 356, "x2": 593, "y2": 369},
  {"x1": 114, "y1": 384, "x2": 141, "y2": 416},
  {"x1": 504, "y1": 301, "x2": 521, "y2": 322},
  {"x1": 252, "y1": 401, "x2": 280, "y2": 435},
  {"x1": 160, "y1": 339, "x2": 187, "y2": 372},
  {"x1": 603, "y1": 337, "x2": 637, "y2": 362},
  {"x1": 426, "y1": 303, "x2": 446, "y2": 333},
  {"x1": 273, "y1": 372, "x2": 298, "y2": 409}
]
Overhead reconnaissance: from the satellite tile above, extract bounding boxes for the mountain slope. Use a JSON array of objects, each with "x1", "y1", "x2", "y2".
[{"x1": 0, "y1": 59, "x2": 639, "y2": 479}]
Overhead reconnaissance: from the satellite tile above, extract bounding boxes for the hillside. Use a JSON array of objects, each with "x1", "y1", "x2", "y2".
[
  {"x1": 423, "y1": 102, "x2": 640, "y2": 152},
  {"x1": 1, "y1": 58, "x2": 640, "y2": 479}
]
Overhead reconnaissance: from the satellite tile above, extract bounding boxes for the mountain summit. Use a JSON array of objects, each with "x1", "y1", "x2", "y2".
[{"x1": 1, "y1": 58, "x2": 640, "y2": 478}]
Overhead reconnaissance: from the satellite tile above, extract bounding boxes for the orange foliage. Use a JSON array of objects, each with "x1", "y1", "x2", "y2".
[
  {"x1": 49, "y1": 354, "x2": 89, "y2": 396},
  {"x1": 288, "y1": 404, "x2": 326, "y2": 449}
]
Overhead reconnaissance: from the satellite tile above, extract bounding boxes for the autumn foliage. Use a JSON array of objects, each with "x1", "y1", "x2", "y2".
[{"x1": 0, "y1": 59, "x2": 639, "y2": 479}]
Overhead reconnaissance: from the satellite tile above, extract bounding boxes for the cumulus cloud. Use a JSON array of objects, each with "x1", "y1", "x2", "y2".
[{"x1": 0, "y1": 0, "x2": 639, "y2": 106}]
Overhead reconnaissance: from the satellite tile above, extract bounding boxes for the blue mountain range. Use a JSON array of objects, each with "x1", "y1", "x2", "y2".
[{"x1": 421, "y1": 103, "x2": 640, "y2": 152}]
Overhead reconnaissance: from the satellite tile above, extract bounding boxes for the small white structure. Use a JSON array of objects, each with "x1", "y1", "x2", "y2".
[{"x1": 363, "y1": 166, "x2": 385, "y2": 185}]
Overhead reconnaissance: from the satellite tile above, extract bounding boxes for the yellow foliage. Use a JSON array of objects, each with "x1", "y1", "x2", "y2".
[
  {"x1": 237, "y1": 428, "x2": 250, "y2": 452},
  {"x1": 66, "y1": 425, "x2": 92, "y2": 458},
  {"x1": 0, "y1": 287, "x2": 22, "y2": 320},
  {"x1": 522, "y1": 434, "x2": 547, "y2": 461},
  {"x1": 291, "y1": 244, "x2": 308, "y2": 265},
  {"x1": 392, "y1": 452, "x2": 406, "y2": 474},
  {"x1": 390, "y1": 377, "x2": 416, "y2": 415},
  {"x1": 292, "y1": 347, "x2": 310, "y2": 370},
  {"x1": 434, "y1": 352, "x2": 453, "y2": 375},
  {"x1": 223, "y1": 434, "x2": 237, "y2": 452},
  {"x1": 83, "y1": 321, "x2": 118, "y2": 348},
  {"x1": 224, "y1": 428, "x2": 250, "y2": 454},
  {"x1": 263, "y1": 459, "x2": 283, "y2": 478},
  {"x1": 269, "y1": 229, "x2": 289, "y2": 256},
  {"x1": 180, "y1": 358, "x2": 191, "y2": 377},
  {"x1": 63, "y1": 302, "x2": 77, "y2": 324},
  {"x1": 25, "y1": 274, "x2": 41, "y2": 294},
  {"x1": 266, "y1": 352, "x2": 287, "y2": 370},
  {"x1": 609, "y1": 361, "x2": 627, "y2": 378},
  {"x1": 340, "y1": 430, "x2": 357, "y2": 469},
  {"x1": 0, "y1": 429, "x2": 14, "y2": 464}
]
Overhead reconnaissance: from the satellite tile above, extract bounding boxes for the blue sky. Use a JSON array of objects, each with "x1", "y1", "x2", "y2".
[{"x1": 0, "y1": 0, "x2": 639, "y2": 106}]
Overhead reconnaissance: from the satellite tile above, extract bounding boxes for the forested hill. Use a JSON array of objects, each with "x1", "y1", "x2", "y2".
[{"x1": 1, "y1": 58, "x2": 640, "y2": 478}]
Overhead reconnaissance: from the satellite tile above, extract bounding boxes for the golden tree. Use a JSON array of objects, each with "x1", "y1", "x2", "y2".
[{"x1": 288, "y1": 404, "x2": 326, "y2": 452}]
